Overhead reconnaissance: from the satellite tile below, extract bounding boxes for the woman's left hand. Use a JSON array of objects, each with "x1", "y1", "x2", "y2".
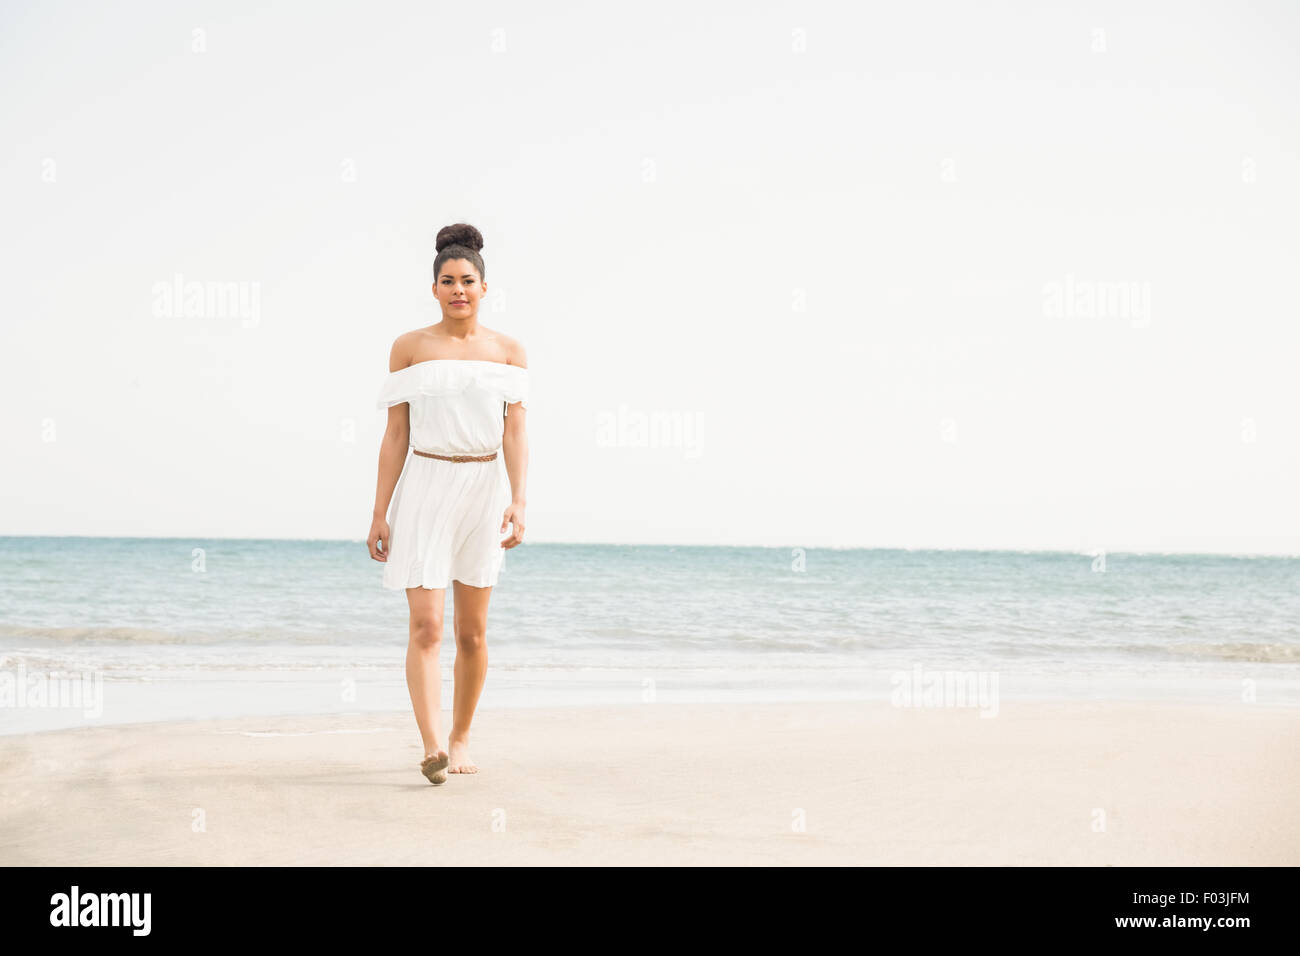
[{"x1": 500, "y1": 502, "x2": 526, "y2": 549}]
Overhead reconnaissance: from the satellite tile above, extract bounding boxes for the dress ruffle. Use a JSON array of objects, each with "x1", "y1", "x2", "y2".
[{"x1": 376, "y1": 360, "x2": 528, "y2": 410}]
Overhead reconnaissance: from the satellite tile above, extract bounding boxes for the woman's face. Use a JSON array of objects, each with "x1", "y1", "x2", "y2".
[{"x1": 434, "y1": 259, "x2": 484, "y2": 317}]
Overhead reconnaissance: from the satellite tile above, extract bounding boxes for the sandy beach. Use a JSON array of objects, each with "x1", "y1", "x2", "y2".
[{"x1": 1, "y1": 698, "x2": 1296, "y2": 866}]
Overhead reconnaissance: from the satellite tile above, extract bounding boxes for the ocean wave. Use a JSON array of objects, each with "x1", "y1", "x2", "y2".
[
  {"x1": 0, "y1": 625, "x2": 361, "y2": 646},
  {"x1": 1164, "y1": 642, "x2": 1300, "y2": 663},
  {"x1": 0, "y1": 625, "x2": 190, "y2": 644}
]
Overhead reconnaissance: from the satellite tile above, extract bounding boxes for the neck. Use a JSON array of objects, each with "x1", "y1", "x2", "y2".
[{"x1": 436, "y1": 316, "x2": 479, "y2": 337}]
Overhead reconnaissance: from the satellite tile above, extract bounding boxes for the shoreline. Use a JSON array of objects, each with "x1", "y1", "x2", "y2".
[
  {"x1": 2, "y1": 697, "x2": 1296, "y2": 865},
  {"x1": 5, "y1": 668, "x2": 1300, "y2": 738}
]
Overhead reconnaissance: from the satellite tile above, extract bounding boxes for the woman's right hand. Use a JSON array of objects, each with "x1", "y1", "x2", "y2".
[{"x1": 368, "y1": 516, "x2": 391, "y2": 561}]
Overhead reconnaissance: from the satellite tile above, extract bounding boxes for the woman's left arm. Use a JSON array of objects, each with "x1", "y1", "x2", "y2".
[{"x1": 500, "y1": 347, "x2": 528, "y2": 548}]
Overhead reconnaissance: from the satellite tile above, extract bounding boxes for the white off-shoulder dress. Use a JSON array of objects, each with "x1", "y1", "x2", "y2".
[{"x1": 376, "y1": 359, "x2": 528, "y2": 590}]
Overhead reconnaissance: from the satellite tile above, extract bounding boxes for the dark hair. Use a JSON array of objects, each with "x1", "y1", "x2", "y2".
[{"x1": 433, "y1": 223, "x2": 486, "y2": 283}]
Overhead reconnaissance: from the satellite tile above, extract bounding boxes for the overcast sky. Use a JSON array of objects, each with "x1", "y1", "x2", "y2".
[{"x1": 3, "y1": 0, "x2": 1297, "y2": 553}]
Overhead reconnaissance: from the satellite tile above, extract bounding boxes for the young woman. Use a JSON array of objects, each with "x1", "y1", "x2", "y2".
[{"x1": 367, "y1": 223, "x2": 529, "y2": 786}]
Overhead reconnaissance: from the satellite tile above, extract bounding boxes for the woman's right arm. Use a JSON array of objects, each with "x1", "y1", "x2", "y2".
[{"x1": 368, "y1": 339, "x2": 412, "y2": 561}]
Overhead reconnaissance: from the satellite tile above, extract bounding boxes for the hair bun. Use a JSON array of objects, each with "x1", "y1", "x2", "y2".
[{"x1": 435, "y1": 223, "x2": 484, "y2": 254}]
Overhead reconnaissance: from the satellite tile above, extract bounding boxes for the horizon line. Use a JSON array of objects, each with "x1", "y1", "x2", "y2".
[{"x1": 0, "y1": 533, "x2": 1296, "y2": 559}]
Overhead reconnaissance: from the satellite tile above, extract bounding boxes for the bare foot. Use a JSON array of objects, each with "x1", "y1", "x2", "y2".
[
  {"x1": 448, "y1": 736, "x2": 478, "y2": 774},
  {"x1": 421, "y1": 748, "x2": 449, "y2": 785}
]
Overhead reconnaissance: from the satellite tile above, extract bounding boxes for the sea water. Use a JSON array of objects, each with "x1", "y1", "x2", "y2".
[{"x1": 1, "y1": 536, "x2": 1297, "y2": 734}]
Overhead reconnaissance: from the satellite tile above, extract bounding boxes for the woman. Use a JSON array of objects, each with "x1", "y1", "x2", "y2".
[{"x1": 367, "y1": 223, "x2": 529, "y2": 786}]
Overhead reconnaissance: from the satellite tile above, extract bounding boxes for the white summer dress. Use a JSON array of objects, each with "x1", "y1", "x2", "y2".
[{"x1": 376, "y1": 359, "x2": 529, "y2": 590}]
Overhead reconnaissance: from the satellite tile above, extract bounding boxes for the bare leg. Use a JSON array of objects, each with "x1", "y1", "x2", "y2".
[
  {"x1": 448, "y1": 579, "x2": 492, "y2": 773},
  {"x1": 405, "y1": 586, "x2": 447, "y2": 762}
]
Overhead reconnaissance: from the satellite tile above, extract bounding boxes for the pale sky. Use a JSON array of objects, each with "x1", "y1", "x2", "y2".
[{"x1": 3, "y1": 0, "x2": 1298, "y2": 553}]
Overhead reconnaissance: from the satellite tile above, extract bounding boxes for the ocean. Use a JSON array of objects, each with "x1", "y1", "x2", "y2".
[{"x1": 2, "y1": 536, "x2": 1298, "y2": 734}]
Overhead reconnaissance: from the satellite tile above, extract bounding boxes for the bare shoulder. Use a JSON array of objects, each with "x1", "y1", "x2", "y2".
[
  {"x1": 387, "y1": 331, "x2": 420, "y2": 373},
  {"x1": 496, "y1": 331, "x2": 528, "y2": 369}
]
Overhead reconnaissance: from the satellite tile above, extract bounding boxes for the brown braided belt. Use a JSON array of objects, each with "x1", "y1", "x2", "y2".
[{"x1": 413, "y1": 449, "x2": 498, "y2": 462}]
